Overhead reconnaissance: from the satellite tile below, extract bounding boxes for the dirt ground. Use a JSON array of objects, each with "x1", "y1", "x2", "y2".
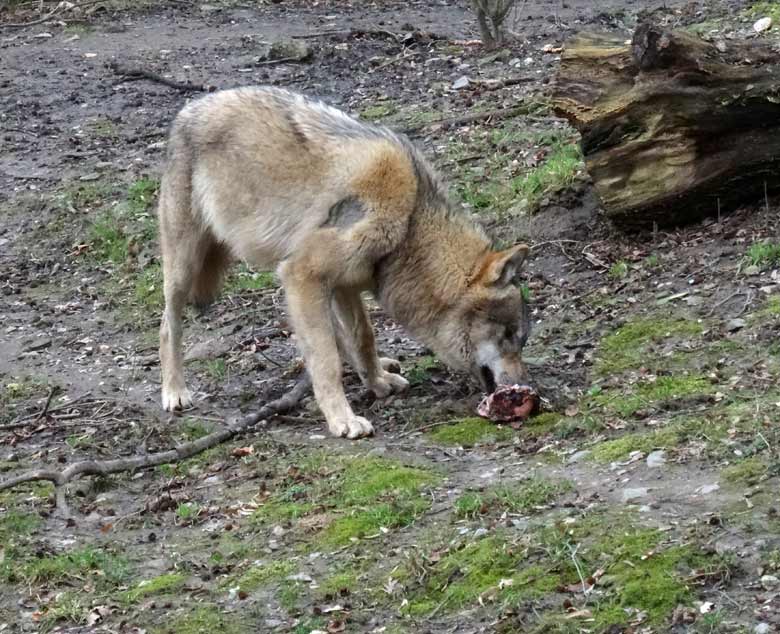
[{"x1": 2, "y1": 0, "x2": 780, "y2": 633}]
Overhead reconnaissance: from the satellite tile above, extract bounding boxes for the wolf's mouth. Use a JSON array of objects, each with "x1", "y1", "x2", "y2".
[{"x1": 480, "y1": 366, "x2": 497, "y2": 393}]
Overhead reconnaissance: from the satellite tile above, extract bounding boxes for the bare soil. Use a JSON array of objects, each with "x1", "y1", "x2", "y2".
[{"x1": 1, "y1": 1, "x2": 779, "y2": 633}]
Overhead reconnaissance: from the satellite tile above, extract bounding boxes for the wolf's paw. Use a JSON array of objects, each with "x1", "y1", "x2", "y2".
[
  {"x1": 328, "y1": 415, "x2": 374, "y2": 439},
  {"x1": 369, "y1": 371, "x2": 410, "y2": 399},
  {"x1": 162, "y1": 385, "x2": 193, "y2": 411},
  {"x1": 379, "y1": 357, "x2": 402, "y2": 374}
]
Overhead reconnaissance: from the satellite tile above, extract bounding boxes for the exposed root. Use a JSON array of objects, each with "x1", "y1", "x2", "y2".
[{"x1": 0, "y1": 375, "x2": 312, "y2": 517}]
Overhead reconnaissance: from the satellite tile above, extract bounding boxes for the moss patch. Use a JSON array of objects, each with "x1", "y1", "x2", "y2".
[
  {"x1": 253, "y1": 454, "x2": 439, "y2": 547},
  {"x1": 456, "y1": 477, "x2": 571, "y2": 518},
  {"x1": 722, "y1": 457, "x2": 768, "y2": 484},
  {"x1": 398, "y1": 534, "x2": 558, "y2": 615},
  {"x1": 120, "y1": 573, "x2": 187, "y2": 604},
  {"x1": 427, "y1": 418, "x2": 514, "y2": 447},
  {"x1": 596, "y1": 317, "x2": 704, "y2": 374},
  {"x1": 592, "y1": 374, "x2": 712, "y2": 417},
  {"x1": 152, "y1": 605, "x2": 244, "y2": 634}
]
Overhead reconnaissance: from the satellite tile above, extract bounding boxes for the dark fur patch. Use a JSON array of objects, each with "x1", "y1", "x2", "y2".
[{"x1": 323, "y1": 196, "x2": 366, "y2": 228}]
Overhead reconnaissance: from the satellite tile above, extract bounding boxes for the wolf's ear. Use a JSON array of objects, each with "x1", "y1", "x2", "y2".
[{"x1": 478, "y1": 244, "x2": 529, "y2": 287}]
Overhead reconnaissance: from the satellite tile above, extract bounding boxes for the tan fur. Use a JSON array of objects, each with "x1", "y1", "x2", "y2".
[{"x1": 157, "y1": 86, "x2": 531, "y2": 438}]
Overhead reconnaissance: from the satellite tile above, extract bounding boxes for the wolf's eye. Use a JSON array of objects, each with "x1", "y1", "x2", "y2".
[{"x1": 504, "y1": 326, "x2": 516, "y2": 341}]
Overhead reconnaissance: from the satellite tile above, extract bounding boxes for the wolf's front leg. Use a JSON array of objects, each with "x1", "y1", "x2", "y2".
[
  {"x1": 332, "y1": 288, "x2": 409, "y2": 398},
  {"x1": 280, "y1": 267, "x2": 374, "y2": 439}
]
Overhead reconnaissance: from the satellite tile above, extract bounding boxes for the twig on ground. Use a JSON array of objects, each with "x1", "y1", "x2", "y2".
[
  {"x1": 1, "y1": 0, "x2": 107, "y2": 29},
  {"x1": 254, "y1": 56, "x2": 306, "y2": 66},
  {"x1": 0, "y1": 392, "x2": 93, "y2": 430},
  {"x1": 0, "y1": 375, "x2": 312, "y2": 517},
  {"x1": 291, "y1": 28, "x2": 400, "y2": 42},
  {"x1": 397, "y1": 419, "x2": 460, "y2": 438},
  {"x1": 706, "y1": 291, "x2": 749, "y2": 317},
  {"x1": 403, "y1": 105, "x2": 528, "y2": 134},
  {"x1": 34, "y1": 387, "x2": 58, "y2": 423},
  {"x1": 109, "y1": 62, "x2": 211, "y2": 92}
]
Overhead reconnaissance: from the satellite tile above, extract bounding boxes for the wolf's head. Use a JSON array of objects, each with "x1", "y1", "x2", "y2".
[{"x1": 432, "y1": 244, "x2": 532, "y2": 393}]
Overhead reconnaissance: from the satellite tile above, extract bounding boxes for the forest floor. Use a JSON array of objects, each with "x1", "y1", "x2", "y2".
[{"x1": 1, "y1": 0, "x2": 780, "y2": 632}]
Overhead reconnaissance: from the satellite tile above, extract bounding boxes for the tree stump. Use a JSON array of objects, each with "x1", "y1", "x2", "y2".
[{"x1": 552, "y1": 23, "x2": 780, "y2": 229}]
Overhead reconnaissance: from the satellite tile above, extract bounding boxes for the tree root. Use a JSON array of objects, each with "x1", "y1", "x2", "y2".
[
  {"x1": 109, "y1": 62, "x2": 212, "y2": 93},
  {"x1": 0, "y1": 374, "x2": 312, "y2": 517}
]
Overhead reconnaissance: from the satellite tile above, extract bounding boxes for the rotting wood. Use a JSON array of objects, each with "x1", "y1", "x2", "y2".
[{"x1": 552, "y1": 22, "x2": 780, "y2": 228}]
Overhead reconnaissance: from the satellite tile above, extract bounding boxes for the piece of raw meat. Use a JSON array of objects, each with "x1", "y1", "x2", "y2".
[{"x1": 477, "y1": 384, "x2": 539, "y2": 424}]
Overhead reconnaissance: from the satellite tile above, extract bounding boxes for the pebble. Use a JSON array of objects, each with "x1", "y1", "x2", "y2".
[
  {"x1": 567, "y1": 450, "x2": 590, "y2": 464},
  {"x1": 760, "y1": 574, "x2": 779, "y2": 590},
  {"x1": 754, "y1": 623, "x2": 770, "y2": 634},
  {"x1": 697, "y1": 483, "x2": 720, "y2": 495},
  {"x1": 726, "y1": 318, "x2": 746, "y2": 332},
  {"x1": 621, "y1": 487, "x2": 649, "y2": 503},
  {"x1": 754, "y1": 17, "x2": 773, "y2": 33},
  {"x1": 646, "y1": 450, "x2": 667, "y2": 468},
  {"x1": 452, "y1": 75, "x2": 470, "y2": 90}
]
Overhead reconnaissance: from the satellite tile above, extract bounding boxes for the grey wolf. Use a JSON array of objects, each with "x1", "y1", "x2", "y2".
[{"x1": 157, "y1": 86, "x2": 531, "y2": 439}]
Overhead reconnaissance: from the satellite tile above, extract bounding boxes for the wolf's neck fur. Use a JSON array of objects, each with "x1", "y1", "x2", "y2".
[{"x1": 375, "y1": 204, "x2": 489, "y2": 335}]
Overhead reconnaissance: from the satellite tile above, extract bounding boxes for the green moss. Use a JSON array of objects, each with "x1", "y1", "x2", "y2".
[
  {"x1": 428, "y1": 418, "x2": 514, "y2": 447},
  {"x1": 522, "y1": 412, "x2": 563, "y2": 437},
  {"x1": 456, "y1": 478, "x2": 570, "y2": 518},
  {"x1": 722, "y1": 457, "x2": 768, "y2": 484},
  {"x1": 590, "y1": 427, "x2": 682, "y2": 463},
  {"x1": 405, "y1": 355, "x2": 442, "y2": 386},
  {"x1": 596, "y1": 317, "x2": 704, "y2": 374},
  {"x1": 511, "y1": 139, "x2": 583, "y2": 213},
  {"x1": 322, "y1": 458, "x2": 438, "y2": 545},
  {"x1": 746, "y1": 1, "x2": 780, "y2": 24},
  {"x1": 400, "y1": 534, "x2": 558, "y2": 615},
  {"x1": 133, "y1": 263, "x2": 164, "y2": 310},
  {"x1": 324, "y1": 498, "x2": 429, "y2": 545},
  {"x1": 253, "y1": 454, "x2": 438, "y2": 547},
  {"x1": 0, "y1": 511, "x2": 40, "y2": 540},
  {"x1": 233, "y1": 560, "x2": 296, "y2": 593},
  {"x1": 541, "y1": 517, "x2": 731, "y2": 628},
  {"x1": 455, "y1": 491, "x2": 486, "y2": 518},
  {"x1": 2, "y1": 546, "x2": 129, "y2": 589},
  {"x1": 41, "y1": 592, "x2": 90, "y2": 630},
  {"x1": 153, "y1": 606, "x2": 244, "y2": 634},
  {"x1": 745, "y1": 241, "x2": 780, "y2": 269},
  {"x1": 224, "y1": 263, "x2": 276, "y2": 293},
  {"x1": 120, "y1": 573, "x2": 186, "y2": 604},
  {"x1": 361, "y1": 102, "x2": 397, "y2": 120},
  {"x1": 608, "y1": 260, "x2": 629, "y2": 279},
  {"x1": 592, "y1": 374, "x2": 712, "y2": 417}
]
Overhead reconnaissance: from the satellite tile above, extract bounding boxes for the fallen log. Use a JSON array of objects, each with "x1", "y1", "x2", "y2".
[{"x1": 552, "y1": 22, "x2": 780, "y2": 228}]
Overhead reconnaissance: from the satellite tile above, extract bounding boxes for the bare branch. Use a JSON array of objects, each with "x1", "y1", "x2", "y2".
[{"x1": 0, "y1": 375, "x2": 312, "y2": 516}]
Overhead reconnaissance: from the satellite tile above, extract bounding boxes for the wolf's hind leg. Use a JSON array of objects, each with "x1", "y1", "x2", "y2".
[
  {"x1": 332, "y1": 288, "x2": 409, "y2": 399},
  {"x1": 158, "y1": 170, "x2": 227, "y2": 411}
]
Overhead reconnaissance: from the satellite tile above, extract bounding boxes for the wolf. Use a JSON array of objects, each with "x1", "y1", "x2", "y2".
[{"x1": 157, "y1": 86, "x2": 531, "y2": 439}]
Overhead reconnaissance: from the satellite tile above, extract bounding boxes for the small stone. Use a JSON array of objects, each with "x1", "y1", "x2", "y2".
[
  {"x1": 754, "y1": 17, "x2": 773, "y2": 33},
  {"x1": 715, "y1": 41, "x2": 727, "y2": 53},
  {"x1": 725, "y1": 318, "x2": 746, "y2": 332},
  {"x1": 754, "y1": 623, "x2": 771, "y2": 634},
  {"x1": 452, "y1": 75, "x2": 470, "y2": 90},
  {"x1": 567, "y1": 450, "x2": 591, "y2": 464},
  {"x1": 744, "y1": 264, "x2": 761, "y2": 275},
  {"x1": 760, "y1": 574, "x2": 779, "y2": 590},
  {"x1": 697, "y1": 483, "x2": 720, "y2": 495},
  {"x1": 473, "y1": 527, "x2": 488, "y2": 538},
  {"x1": 271, "y1": 525, "x2": 285, "y2": 537},
  {"x1": 268, "y1": 39, "x2": 311, "y2": 62},
  {"x1": 647, "y1": 450, "x2": 667, "y2": 468},
  {"x1": 621, "y1": 487, "x2": 649, "y2": 503}
]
